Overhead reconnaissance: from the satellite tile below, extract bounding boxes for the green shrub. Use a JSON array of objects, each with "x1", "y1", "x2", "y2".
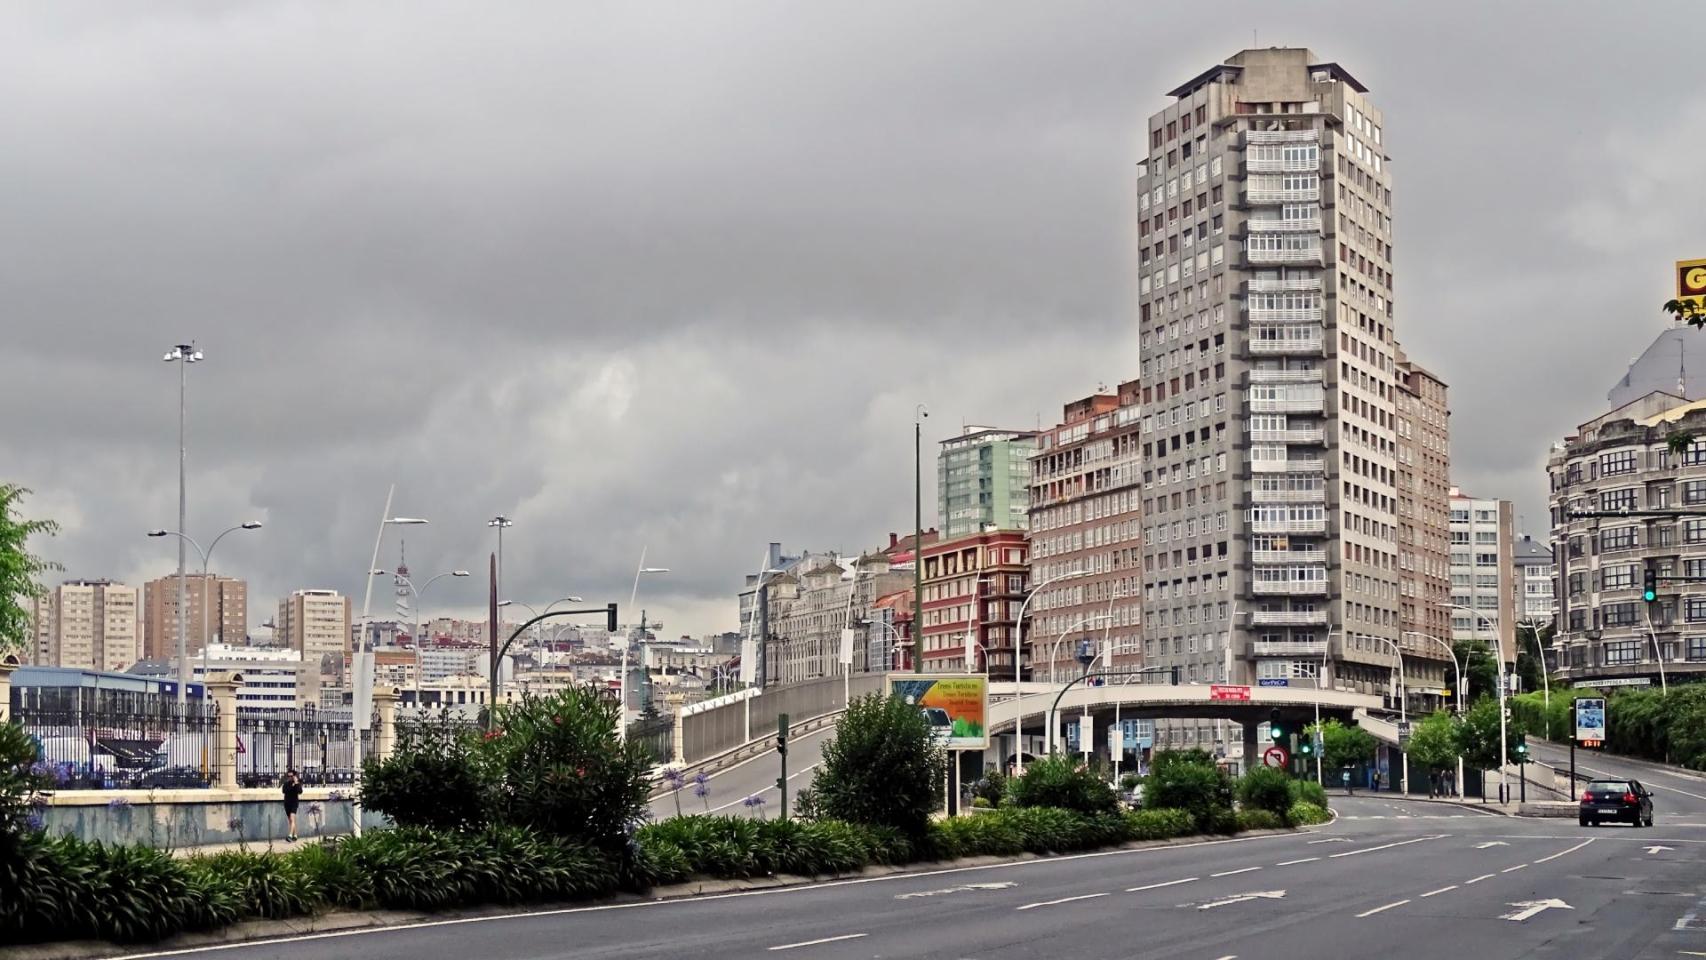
[
  {"x1": 974, "y1": 769, "x2": 1007, "y2": 808},
  {"x1": 971, "y1": 796, "x2": 992, "y2": 808},
  {"x1": 0, "y1": 833, "x2": 96, "y2": 943},
  {"x1": 1236, "y1": 766, "x2": 1294, "y2": 819},
  {"x1": 1007, "y1": 756, "x2": 1118, "y2": 816},
  {"x1": 1288, "y1": 778, "x2": 1329, "y2": 810},
  {"x1": 1143, "y1": 750, "x2": 1233, "y2": 833},
  {"x1": 197, "y1": 850, "x2": 315, "y2": 921},
  {"x1": 286, "y1": 841, "x2": 373, "y2": 910},
  {"x1": 360, "y1": 710, "x2": 491, "y2": 832},
  {"x1": 1234, "y1": 809, "x2": 1285, "y2": 832},
  {"x1": 178, "y1": 859, "x2": 243, "y2": 931},
  {"x1": 1119, "y1": 772, "x2": 1142, "y2": 794},
  {"x1": 1124, "y1": 807, "x2": 1194, "y2": 841},
  {"x1": 1286, "y1": 802, "x2": 1331, "y2": 826},
  {"x1": 811, "y1": 694, "x2": 946, "y2": 840},
  {"x1": 482, "y1": 687, "x2": 655, "y2": 857},
  {"x1": 634, "y1": 837, "x2": 692, "y2": 886}
]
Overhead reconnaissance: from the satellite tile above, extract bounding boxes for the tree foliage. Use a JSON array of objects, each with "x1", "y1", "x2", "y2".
[
  {"x1": 1456, "y1": 695, "x2": 1522, "y2": 771},
  {"x1": 1142, "y1": 750, "x2": 1233, "y2": 832},
  {"x1": 1310, "y1": 719, "x2": 1377, "y2": 771},
  {"x1": 1450, "y1": 640, "x2": 1501, "y2": 703},
  {"x1": 1234, "y1": 766, "x2": 1294, "y2": 820},
  {"x1": 0, "y1": 485, "x2": 58, "y2": 659},
  {"x1": 1007, "y1": 755, "x2": 1118, "y2": 816},
  {"x1": 811, "y1": 694, "x2": 946, "y2": 840},
  {"x1": 1402, "y1": 710, "x2": 1460, "y2": 774},
  {"x1": 360, "y1": 710, "x2": 492, "y2": 832}
]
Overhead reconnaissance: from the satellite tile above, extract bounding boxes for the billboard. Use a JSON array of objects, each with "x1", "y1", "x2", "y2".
[
  {"x1": 1575, "y1": 697, "x2": 1607, "y2": 747},
  {"x1": 888, "y1": 674, "x2": 988, "y2": 750},
  {"x1": 1679, "y1": 258, "x2": 1706, "y2": 309}
]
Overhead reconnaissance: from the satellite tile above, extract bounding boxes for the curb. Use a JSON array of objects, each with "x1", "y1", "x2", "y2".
[{"x1": 0, "y1": 827, "x2": 1307, "y2": 960}]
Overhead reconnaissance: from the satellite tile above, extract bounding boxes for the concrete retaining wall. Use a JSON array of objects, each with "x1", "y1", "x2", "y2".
[
  {"x1": 678, "y1": 674, "x2": 885, "y2": 764},
  {"x1": 39, "y1": 787, "x2": 388, "y2": 848}
]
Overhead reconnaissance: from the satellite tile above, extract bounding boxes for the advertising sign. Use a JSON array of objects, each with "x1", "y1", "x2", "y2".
[
  {"x1": 1575, "y1": 697, "x2": 1607, "y2": 748},
  {"x1": 1209, "y1": 684, "x2": 1251, "y2": 702},
  {"x1": 1679, "y1": 257, "x2": 1706, "y2": 309},
  {"x1": 889, "y1": 674, "x2": 989, "y2": 750}
]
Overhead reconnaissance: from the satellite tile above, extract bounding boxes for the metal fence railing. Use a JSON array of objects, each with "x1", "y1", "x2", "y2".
[{"x1": 11, "y1": 699, "x2": 370, "y2": 790}]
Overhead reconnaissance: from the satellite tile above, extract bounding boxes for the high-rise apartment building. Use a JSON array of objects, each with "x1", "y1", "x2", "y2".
[
  {"x1": 1130, "y1": 48, "x2": 1439, "y2": 707},
  {"x1": 1028, "y1": 381, "x2": 1145, "y2": 681},
  {"x1": 143, "y1": 574, "x2": 248, "y2": 660},
  {"x1": 1512, "y1": 535, "x2": 1557, "y2": 626},
  {"x1": 1395, "y1": 352, "x2": 1454, "y2": 696},
  {"x1": 1448, "y1": 490, "x2": 1517, "y2": 664},
  {"x1": 276, "y1": 589, "x2": 352, "y2": 678},
  {"x1": 939, "y1": 428, "x2": 1038, "y2": 538},
  {"x1": 30, "y1": 579, "x2": 141, "y2": 672},
  {"x1": 918, "y1": 528, "x2": 1029, "y2": 674}
]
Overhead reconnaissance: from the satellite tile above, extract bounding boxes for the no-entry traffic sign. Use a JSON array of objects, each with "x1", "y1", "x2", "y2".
[{"x1": 1262, "y1": 745, "x2": 1289, "y2": 768}]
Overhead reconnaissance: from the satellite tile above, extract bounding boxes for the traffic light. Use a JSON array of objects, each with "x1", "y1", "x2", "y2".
[
  {"x1": 1268, "y1": 708, "x2": 1285, "y2": 743},
  {"x1": 1298, "y1": 736, "x2": 1314, "y2": 757},
  {"x1": 776, "y1": 712, "x2": 790, "y2": 757},
  {"x1": 1513, "y1": 736, "x2": 1528, "y2": 762},
  {"x1": 1644, "y1": 565, "x2": 1658, "y2": 603}
]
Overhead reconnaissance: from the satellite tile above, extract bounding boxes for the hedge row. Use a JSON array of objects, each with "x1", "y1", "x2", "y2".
[{"x1": 4, "y1": 801, "x2": 1294, "y2": 946}]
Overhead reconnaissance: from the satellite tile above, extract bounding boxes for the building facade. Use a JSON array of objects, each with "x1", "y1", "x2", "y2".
[
  {"x1": 1394, "y1": 353, "x2": 1454, "y2": 697},
  {"x1": 918, "y1": 528, "x2": 1028, "y2": 673},
  {"x1": 939, "y1": 428, "x2": 1039, "y2": 538},
  {"x1": 1028, "y1": 382, "x2": 1145, "y2": 682},
  {"x1": 1448, "y1": 490, "x2": 1517, "y2": 664},
  {"x1": 276, "y1": 589, "x2": 352, "y2": 681},
  {"x1": 1133, "y1": 48, "x2": 1430, "y2": 715},
  {"x1": 1549, "y1": 387, "x2": 1706, "y2": 686},
  {"x1": 1513, "y1": 535, "x2": 1557, "y2": 626},
  {"x1": 30, "y1": 580, "x2": 141, "y2": 672},
  {"x1": 143, "y1": 574, "x2": 248, "y2": 660},
  {"x1": 763, "y1": 555, "x2": 911, "y2": 686},
  {"x1": 186, "y1": 643, "x2": 308, "y2": 709}
]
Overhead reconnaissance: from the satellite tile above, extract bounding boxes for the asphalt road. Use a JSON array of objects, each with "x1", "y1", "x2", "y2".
[
  {"x1": 121, "y1": 794, "x2": 1706, "y2": 960},
  {"x1": 647, "y1": 725, "x2": 833, "y2": 821},
  {"x1": 1527, "y1": 740, "x2": 1706, "y2": 822}
]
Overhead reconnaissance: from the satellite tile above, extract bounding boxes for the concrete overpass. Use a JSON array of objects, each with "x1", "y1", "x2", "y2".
[{"x1": 986, "y1": 681, "x2": 1384, "y2": 772}]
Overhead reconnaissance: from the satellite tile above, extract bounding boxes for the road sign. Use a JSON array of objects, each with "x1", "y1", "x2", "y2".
[
  {"x1": 1258, "y1": 678, "x2": 1289, "y2": 687},
  {"x1": 1397, "y1": 720, "x2": 1411, "y2": 744},
  {"x1": 1574, "y1": 677, "x2": 1649, "y2": 688},
  {"x1": 1575, "y1": 697, "x2": 1606, "y2": 746},
  {"x1": 1209, "y1": 684, "x2": 1251, "y2": 702},
  {"x1": 1262, "y1": 746, "x2": 1289, "y2": 769}
]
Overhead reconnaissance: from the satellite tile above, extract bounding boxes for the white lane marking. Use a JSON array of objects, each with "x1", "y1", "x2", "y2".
[
  {"x1": 1474, "y1": 841, "x2": 1509, "y2": 848},
  {"x1": 1308, "y1": 837, "x2": 1352, "y2": 844},
  {"x1": 1500, "y1": 899, "x2": 1572, "y2": 922},
  {"x1": 1211, "y1": 866, "x2": 1262, "y2": 877},
  {"x1": 90, "y1": 832, "x2": 1311, "y2": 960},
  {"x1": 1464, "y1": 873, "x2": 1496, "y2": 884},
  {"x1": 1532, "y1": 838, "x2": 1595, "y2": 864},
  {"x1": 1213, "y1": 956, "x2": 1237, "y2": 960},
  {"x1": 1568, "y1": 759, "x2": 1706, "y2": 802},
  {"x1": 1276, "y1": 857, "x2": 1320, "y2": 866},
  {"x1": 1420, "y1": 885, "x2": 1458, "y2": 898},
  {"x1": 769, "y1": 933, "x2": 867, "y2": 951},
  {"x1": 1127, "y1": 877, "x2": 1198, "y2": 892},
  {"x1": 1643, "y1": 844, "x2": 1675, "y2": 854},
  {"x1": 1197, "y1": 890, "x2": 1285, "y2": 911},
  {"x1": 1329, "y1": 835, "x2": 1446, "y2": 858},
  {"x1": 1355, "y1": 899, "x2": 1410, "y2": 918},
  {"x1": 896, "y1": 881, "x2": 1016, "y2": 899},
  {"x1": 662, "y1": 725, "x2": 833, "y2": 795},
  {"x1": 1016, "y1": 892, "x2": 1108, "y2": 911},
  {"x1": 1501, "y1": 864, "x2": 1527, "y2": 874},
  {"x1": 705, "y1": 762, "x2": 822, "y2": 813}
]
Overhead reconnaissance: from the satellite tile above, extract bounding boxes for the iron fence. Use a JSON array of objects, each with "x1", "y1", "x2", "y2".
[{"x1": 236, "y1": 710, "x2": 373, "y2": 787}]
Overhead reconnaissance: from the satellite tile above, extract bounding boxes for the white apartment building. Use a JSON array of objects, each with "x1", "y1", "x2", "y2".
[
  {"x1": 30, "y1": 580, "x2": 141, "y2": 672},
  {"x1": 277, "y1": 589, "x2": 351, "y2": 680},
  {"x1": 1513, "y1": 535, "x2": 1557, "y2": 626},
  {"x1": 1447, "y1": 490, "x2": 1517, "y2": 664},
  {"x1": 187, "y1": 643, "x2": 308, "y2": 709}
]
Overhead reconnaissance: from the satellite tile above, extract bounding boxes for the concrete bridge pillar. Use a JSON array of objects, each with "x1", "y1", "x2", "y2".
[{"x1": 1241, "y1": 720, "x2": 1260, "y2": 776}]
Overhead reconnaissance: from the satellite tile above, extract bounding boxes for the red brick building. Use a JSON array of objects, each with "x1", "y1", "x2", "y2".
[{"x1": 919, "y1": 528, "x2": 1029, "y2": 674}]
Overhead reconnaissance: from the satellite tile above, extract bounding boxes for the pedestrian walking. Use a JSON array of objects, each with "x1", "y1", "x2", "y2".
[{"x1": 282, "y1": 768, "x2": 303, "y2": 842}]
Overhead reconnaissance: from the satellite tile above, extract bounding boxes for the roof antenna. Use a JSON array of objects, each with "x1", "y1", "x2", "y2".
[{"x1": 1680, "y1": 337, "x2": 1688, "y2": 398}]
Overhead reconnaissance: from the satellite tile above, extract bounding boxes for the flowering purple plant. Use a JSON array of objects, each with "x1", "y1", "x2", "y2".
[
  {"x1": 741, "y1": 793, "x2": 767, "y2": 818},
  {"x1": 327, "y1": 790, "x2": 347, "y2": 802},
  {"x1": 662, "y1": 768, "x2": 686, "y2": 790},
  {"x1": 107, "y1": 797, "x2": 131, "y2": 810},
  {"x1": 24, "y1": 813, "x2": 44, "y2": 833}
]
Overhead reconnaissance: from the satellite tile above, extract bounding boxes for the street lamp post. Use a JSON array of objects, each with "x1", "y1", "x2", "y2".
[
  {"x1": 1039, "y1": 614, "x2": 1109, "y2": 755},
  {"x1": 1011, "y1": 568, "x2": 1088, "y2": 773},
  {"x1": 1440, "y1": 602, "x2": 1509, "y2": 804},
  {"x1": 147, "y1": 521, "x2": 262, "y2": 694},
  {"x1": 1404, "y1": 630, "x2": 1465, "y2": 798},
  {"x1": 351, "y1": 487, "x2": 427, "y2": 838},
  {"x1": 397, "y1": 570, "x2": 470, "y2": 706},
  {"x1": 861, "y1": 617, "x2": 901, "y2": 673},
  {"x1": 623, "y1": 553, "x2": 669, "y2": 741},
  {"x1": 487, "y1": 515, "x2": 513, "y2": 608},
  {"x1": 162, "y1": 343, "x2": 203, "y2": 702},
  {"x1": 1371, "y1": 635, "x2": 1409, "y2": 794}
]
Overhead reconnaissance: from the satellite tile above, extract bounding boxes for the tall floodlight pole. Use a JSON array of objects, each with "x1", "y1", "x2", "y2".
[
  {"x1": 914, "y1": 404, "x2": 927, "y2": 674},
  {"x1": 163, "y1": 343, "x2": 202, "y2": 701},
  {"x1": 621, "y1": 550, "x2": 669, "y2": 741}
]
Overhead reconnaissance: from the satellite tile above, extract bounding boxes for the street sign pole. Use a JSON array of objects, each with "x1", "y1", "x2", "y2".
[{"x1": 776, "y1": 712, "x2": 789, "y2": 820}]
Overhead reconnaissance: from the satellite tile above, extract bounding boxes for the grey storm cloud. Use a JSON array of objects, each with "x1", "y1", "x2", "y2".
[{"x1": 4, "y1": 1, "x2": 1705, "y2": 635}]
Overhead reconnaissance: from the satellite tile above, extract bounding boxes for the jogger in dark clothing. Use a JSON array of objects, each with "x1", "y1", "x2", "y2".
[{"x1": 282, "y1": 769, "x2": 303, "y2": 842}]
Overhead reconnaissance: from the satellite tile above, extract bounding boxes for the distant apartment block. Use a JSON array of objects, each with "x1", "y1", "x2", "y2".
[
  {"x1": 939, "y1": 428, "x2": 1039, "y2": 538},
  {"x1": 276, "y1": 589, "x2": 352, "y2": 680},
  {"x1": 143, "y1": 573, "x2": 248, "y2": 659},
  {"x1": 1513, "y1": 535, "x2": 1557, "y2": 626},
  {"x1": 1448, "y1": 490, "x2": 1517, "y2": 664},
  {"x1": 30, "y1": 579, "x2": 142, "y2": 672}
]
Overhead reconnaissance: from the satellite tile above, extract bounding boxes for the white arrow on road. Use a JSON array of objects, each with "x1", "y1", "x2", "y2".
[
  {"x1": 1197, "y1": 890, "x2": 1286, "y2": 911},
  {"x1": 1643, "y1": 845, "x2": 1675, "y2": 855},
  {"x1": 1501, "y1": 899, "x2": 1574, "y2": 922},
  {"x1": 1475, "y1": 841, "x2": 1509, "y2": 849},
  {"x1": 1307, "y1": 837, "x2": 1352, "y2": 844},
  {"x1": 897, "y1": 881, "x2": 1015, "y2": 899}
]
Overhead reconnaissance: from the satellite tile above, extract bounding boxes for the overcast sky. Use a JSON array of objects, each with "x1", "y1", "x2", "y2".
[{"x1": 4, "y1": 2, "x2": 1702, "y2": 639}]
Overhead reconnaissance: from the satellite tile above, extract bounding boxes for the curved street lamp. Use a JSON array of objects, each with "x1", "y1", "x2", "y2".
[{"x1": 146, "y1": 521, "x2": 262, "y2": 690}]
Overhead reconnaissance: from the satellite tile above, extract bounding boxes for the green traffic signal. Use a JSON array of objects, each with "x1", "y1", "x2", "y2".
[
  {"x1": 1299, "y1": 739, "x2": 1314, "y2": 756},
  {"x1": 1643, "y1": 565, "x2": 1658, "y2": 603}
]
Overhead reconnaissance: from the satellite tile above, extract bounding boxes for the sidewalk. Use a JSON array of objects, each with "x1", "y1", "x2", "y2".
[{"x1": 161, "y1": 832, "x2": 352, "y2": 858}]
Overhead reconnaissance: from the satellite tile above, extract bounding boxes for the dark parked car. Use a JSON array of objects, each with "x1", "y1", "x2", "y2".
[{"x1": 1580, "y1": 778, "x2": 1654, "y2": 827}]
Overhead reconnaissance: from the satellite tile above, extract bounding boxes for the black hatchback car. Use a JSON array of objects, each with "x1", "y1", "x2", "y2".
[{"x1": 1579, "y1": 778, "x2": 1655, "y2": 827}]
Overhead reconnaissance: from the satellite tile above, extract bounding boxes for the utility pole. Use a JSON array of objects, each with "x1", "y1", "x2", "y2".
[
  {"x1": 914, "y1": 404, "x2": 927, "y2": 674},
  {"x1": 776, "y1": 712, "x2": 790, "y2": 820},
  {"x1": 487, "y1": 553, "x2": 499, "y2": 729}
]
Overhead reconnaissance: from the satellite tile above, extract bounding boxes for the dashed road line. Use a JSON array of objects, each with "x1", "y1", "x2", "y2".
[
  {"x1": 1016, "y1": 893, "x2": 1108, "y2": 911},
  {"x1": 1532, "y1": 838, "x2": 1595, "y2": 864},
  {"x1": 769, "y1": 933, "x2": 866, "y2": 951},
  {"x1": 1420, "y1": 885, "x2": 1458, "y2": 898},
  {"x1": 1127, "y1": 877, "x2": 1198, "y2": 893},
  {"x1": 1501, "y1": 864, "x2": 1528, "y2": 874},
  {"x1": 1329, "y1": 835, "x2": 1447, "y2": 858},
  {"x1": 1464, "y1": 873, "x2": 1496, "y2": 885},
  {"x1": 1355, "y1": 899, "x2": 1411, "y2": 918},
  {"x1": 1276, "y1": 857, "x2": 1320, "y2": 866},
  {"x1": 1212, "y1": 866, "x2": 1262, "y2": 878}
]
